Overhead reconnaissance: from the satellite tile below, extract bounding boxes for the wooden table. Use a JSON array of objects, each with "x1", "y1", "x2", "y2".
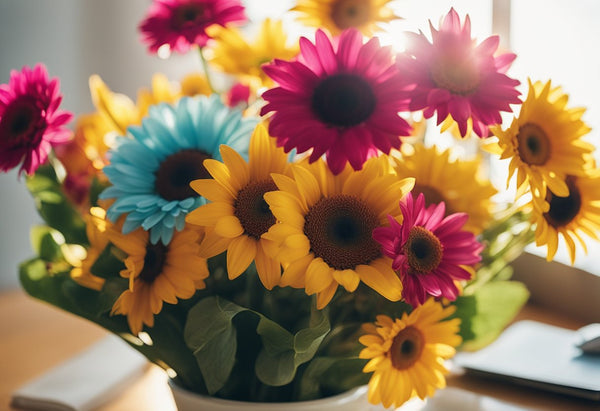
[{"x1": 1, "y1": 290, "x2": 597, "y2": 410}]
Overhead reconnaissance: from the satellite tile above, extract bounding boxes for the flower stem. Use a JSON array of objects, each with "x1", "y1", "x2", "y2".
[{"x1": 198, "y1": 47, "x2": 216, "y2": 94}]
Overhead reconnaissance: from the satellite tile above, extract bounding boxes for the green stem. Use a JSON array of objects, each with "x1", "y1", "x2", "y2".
[{"x1": 198, "y1": 46, "x2": 216, "y2": 94}]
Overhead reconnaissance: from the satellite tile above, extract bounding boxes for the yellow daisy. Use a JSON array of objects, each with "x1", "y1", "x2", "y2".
[
  {"x1": 359, "y1": 299, "x2": 461, "y2": 409},
  {"x1": 209, "y1": 19, "x2": 299, "y2": 90},
  {"x1": 531, "y1": 173, "x2": 600, "y2": 263},
  {"x1": 179, "y1": 72, "x2": 212, "y2": 97},
  {"x1": 185, "y1": 124, "x2": 289, "y2": 290},
  {"x1": 263, "y1": 156, "x2": 414, "y2": 308},
  {"x1": 491, "y1": 79, "x2": 594, "y2": 199},
  {"x1": 393, "y1": 144, "x2": 497, "y2": 234},
  {"x1": 70, "y1": 207, "x2": 110, "y2": 291},
  {"x1": 291, "y1": 0, "x2": 400, "y2": 36},
  {"x1": 109, "y1": 226, "x2": 209, "y2": 335}
]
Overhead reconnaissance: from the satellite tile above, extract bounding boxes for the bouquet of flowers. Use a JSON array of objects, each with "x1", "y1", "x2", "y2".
[{"x1": 3, "y1": 0, "x2": 599, "y2": 408}]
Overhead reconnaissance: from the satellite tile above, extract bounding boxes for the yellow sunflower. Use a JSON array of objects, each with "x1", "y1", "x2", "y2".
[
  {"x1": 209, "y1": 19, "x2": 299, "y2": 90},
  {"x1": 185, "y1": 124, "x2": 289, "y2": 290},
  {"x1": 291, "y1": 0, "x2": 400, "y2": 36},
  {"x1": 491, "y1": 79, "x2": 594, "y2": 199},
  {"x1": 70, "y1": 207, "x2": 111, "y2": 291},
  {"x1": 531, "y1": 173, "x2": 600, "y2": 263},
  {"x1": 393, "y1": 144, "x2": 497, "y2": 234},
  {"x1": 262, "y1": 156, "x2": 414, "y2": 308},
  {"x1": 359, "y1": 299, "x2": 461, "y2": 409},
  {"x1": 109, "y1": 226, "x2": 209, "y2": 335}
]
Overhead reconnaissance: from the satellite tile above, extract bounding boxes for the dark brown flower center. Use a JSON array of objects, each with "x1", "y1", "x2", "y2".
[
  {"x1": 544, "y1": 176, "x2": 581, "y2": 228},
  {"x1": 312, "y1": 74, "x2": 376, "y2": 127},
  {"x1": 304, "y1": 194, "x2": 380, "y2": 270},
  {"x1": 0, "y1": 96, "x2": 43, "y2": 145},
  {"x1": 155, "y1": 149, "x2": 211, "y2": 201},
  {"x1": 172, "y1": 4, "x2": 206, "y2": 29},
  {"x1": 234, "y1": 179, "x2": 278, "y2": 239},
  {"x1": 390, "y1": 326, "x2": 424, "y2": 370},
  {"x1": 404, "y1": 226, "x2": 443, "y2": 274},
  {"x1": 139, "y1": 242, "x2": 168, "y2": 284},
  {"x1": 517, "y1": 123, "x2": 551, "y2": 166},
  {"x1": 430, "y1": 55, "x2": 480, "y2": 96},
  {"x1": 331, "y1": 0, "x2": 370, "y2": 30}
]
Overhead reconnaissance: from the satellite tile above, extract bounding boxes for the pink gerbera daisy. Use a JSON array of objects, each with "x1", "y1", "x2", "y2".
[
  {"x1": 373, "y1": 192, "x2": 483, "y2": 306},
  {"x1": 0, "y1": 64, "x2": 73, "y2": 175},
  {"x1": 260, "y1": 28, "x2": 412, "y2": 174},
  {"x1": 395, "y1": 8, "x2": 521, "y2": 137},
  {"x1": 139, "y1": 0, "x2": 247, "y2": 54}
]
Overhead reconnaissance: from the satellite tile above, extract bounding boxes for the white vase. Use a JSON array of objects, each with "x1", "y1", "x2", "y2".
[{"x1": 168, "y1": 380, "x2": 375, "y2": 411}]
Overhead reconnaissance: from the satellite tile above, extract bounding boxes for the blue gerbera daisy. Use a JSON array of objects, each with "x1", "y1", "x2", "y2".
[{"x1": 100, "y1": 95, "x2": 258, "y2": 244}]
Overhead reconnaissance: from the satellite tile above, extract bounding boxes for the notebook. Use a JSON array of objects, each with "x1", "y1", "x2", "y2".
[{"x1": 454, "y1": 320, "x2": 600, "y2": 401}]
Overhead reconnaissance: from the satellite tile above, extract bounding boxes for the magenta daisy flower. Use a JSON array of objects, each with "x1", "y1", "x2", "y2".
[
  {"x1": 0, "y1": 64, "x2": 73, "y2": 175},
  {"x1": 395, "y1": 8, "x2": 521, "y2": 137},
  {"x1": 260, "y1": 28, "x2": 413, "y2": 175},
  {"x1": 139, "y1": 0, "x2": 247, "y2": 54},
  {"x1": 373, "y1": 193, "x2": 483, "y2": 307}
]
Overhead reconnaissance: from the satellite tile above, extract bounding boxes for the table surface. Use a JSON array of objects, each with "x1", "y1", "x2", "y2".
[{"x1": 1, "y1": 290, "x2": 598, "y2": 411}]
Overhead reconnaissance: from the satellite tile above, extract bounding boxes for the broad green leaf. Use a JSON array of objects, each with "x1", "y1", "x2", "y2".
[
  {"x1": 184, "y1": 297, "x2": 246, "y2": 394},
  {"x1": 453, "y1": 280, "x2": 530, "y2": 351},
  {"x1": 297, "y1": 357, "x2": 368, "y2": 400},
  {"x1": 90, "y1": 244, "x2": 126, "y2": 279},
  {"x1": 185, "y1": 296, "x2": 331, "y2": 393},
  {"x1": 255, "y1": 305, "x2": 330, "y2": 386}
]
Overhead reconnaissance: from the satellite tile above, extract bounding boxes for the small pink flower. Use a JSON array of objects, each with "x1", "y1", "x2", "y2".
[
  {"x1": 225, "y1": 82, "x2": 250, "y2": 107},
  {"x1": 261, "y1": 28, "x2": 413, "y2": 175},
  {"x1": 139, "y1": 0, "x2": 247, "y2": 54},
  {"x1": 396, "y1": 8, "x2": 521, "y2": 137},
  {"x1": 0, "y1": 64, "x2": 73, "y2": 175},
  {"x1": 373, "y1": 192, "x2": 483, "y2": 306}
]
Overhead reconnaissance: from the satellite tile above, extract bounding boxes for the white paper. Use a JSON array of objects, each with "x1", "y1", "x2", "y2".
[{"x1": 11, "y1": 334, "x2": 148, "y2": 411}]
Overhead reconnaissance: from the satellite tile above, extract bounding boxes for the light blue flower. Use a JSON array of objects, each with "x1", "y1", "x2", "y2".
[{"x1": 100, "y1": 95, "x2": 258, "y2": 244}]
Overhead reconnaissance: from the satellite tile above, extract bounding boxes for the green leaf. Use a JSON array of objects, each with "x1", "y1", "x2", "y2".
[
  {"x1": 453, "y1": 281, "x2": 530, "y2": 351},
  {"x1": 184, "y1": 297, "x2": 246, "y2": 394},
  {"x1": 255, "y1": 304, "x2": 330, "y2": 386},
  {"x1": 30, "y1": 226, "x2": 66, "y2": 262},
  {"x1": 184, "y1": 297, "x2": 331, "y2": 394},
  {"x1": 297, "y1": 357, "x2": 368, "y2": 400},
  {"x1": 25, "y1": 165, "x2": 87, "y2": 245},
  {"x1": 90, "y1": 244, "x2": 126, "y2": 279}
]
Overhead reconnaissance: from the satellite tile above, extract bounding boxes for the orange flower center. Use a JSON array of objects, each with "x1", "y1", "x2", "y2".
[
  {"x1": 155, "y1": 149, "x2": 211, "y2": 201},
  {"x1": 390, "y1": 326, "x2": 424, "y2": 370},
  {"x1": 543, "y1": 176, "x2": 581, "y2": 228},
  {"x1": 234, "y1": 179, "x2": 278, "y2": 239},
  {"x1": 304, "y1": 194, "x2": 380, "y2": 270},
  {"x1": 331, "y1": 0, "x2": 371, "y2": 30},
  {"x1": 517, "y1": 123, "x2": 551, "y2": 166},
  {"x1": 403, "y1": 226, "x2": 443, "y2": 274},
  {"x1": 430, "y1": 55, "x2": 480, "y2": 96}
]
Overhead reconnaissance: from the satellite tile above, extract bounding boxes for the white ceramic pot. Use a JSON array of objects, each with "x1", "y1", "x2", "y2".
[{"x1": 168, "y1": 380, "x2": 373, "y2": 411}]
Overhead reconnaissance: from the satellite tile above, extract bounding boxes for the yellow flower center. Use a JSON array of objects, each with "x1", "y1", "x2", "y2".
[
  {"x1": 331, "y1": 0, "x2": 371, "y2": 30},
  {"x1": 139, "y1": 242, "x2": 168, "y2": 284},
  {"x1": 543, "y1": 176, "x2": 581, "y2": 228},
  {"x1": 155, "y1": 149, "x2": 211, "y2": 201},
  {"x1": 312, "y1": 74, "x2": 376, "y2": 127},
  {"x1": 234, "y1": 179, "x2": 278, "y2": 239},
  {"x1": 390, "y1": 326, "x2": 424, "y2": 370},
  {"x1": 404, "y1": 226, "x2": 443, "y2": 274},
  {"x1": 304, "y1": 194, "x2": 380, "y2": 270},
  {"x1": 430, "y1": 55, "x2": 480, "y2": 96},
  {"x1": 516, "y1": 123, "x2": 551, "y2": 166}
]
